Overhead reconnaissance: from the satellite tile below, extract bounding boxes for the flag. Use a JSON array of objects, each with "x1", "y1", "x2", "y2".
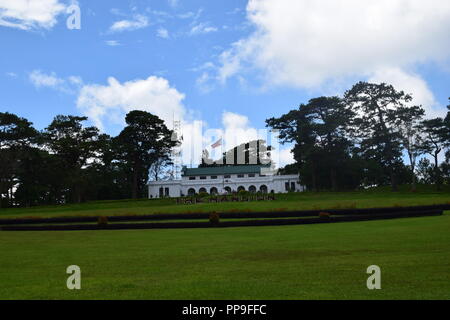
[{"x1": 211, "y1": 138, "x2": 222, "y2": 149}]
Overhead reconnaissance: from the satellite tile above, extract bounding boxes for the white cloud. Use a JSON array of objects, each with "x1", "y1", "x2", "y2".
[
  {"x1": 74, "y1": 75, "x2": 217, "y2": 169},
  {"x1": 110, "y1": 14, "x2": 149, "y2": 32},
  {"x1": 221, "y1": 112, "x2": 260, "y2": 154},
  {"x1": 368, "y1": 67, "x2": 446, "y2": 118},
  {"x1": 0, "y1": 0, "x2": 66, "y2": 30},
  {"x1": 189, "y1": 22, "x2": 218, "y2": 35},
  {"x1": 156, "y1": 27, "x2": 169, "y2": 39},
  {"x1": 218, "y1": 0, "x2": 450, "y2": 88},
  {"x1": 68, "y1": 75, "x2": 83, "y2": 85},
  {"x1": 279, "y1": 148, "x2": 295, "y2": 167},
  {"x1": 76, "y1": 76, "x2": 186, "y2": 131},
  {"x1": 30, "y1": 70, "x2": 64, "y2": 88},
  {"x1": 29, "y1": 70, "x2": 82, "y2": 93}
]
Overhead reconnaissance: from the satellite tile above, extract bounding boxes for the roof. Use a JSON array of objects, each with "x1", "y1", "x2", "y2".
[{"x1": 182, "y1": 165, "x2": 271, "y2": 177}]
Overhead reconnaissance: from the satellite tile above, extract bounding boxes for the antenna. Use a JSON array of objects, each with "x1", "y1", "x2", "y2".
[{"x1": 171, "y1": 116, "x2": 183, "y2": 180}]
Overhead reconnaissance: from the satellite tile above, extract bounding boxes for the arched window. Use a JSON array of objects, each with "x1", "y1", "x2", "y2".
[
  {"x1": 224, "y1": 186, "x2": 232, "y2": 194},
  {"x1": 237, "y1": 186, "x2": 246, "y2": 192},
  {"x1": 187, "y1": 188, "x2": 196, "y2": 196},
  {"x1": 199, "y1": 187, "x2": 207, "y2": 194},
  {"x1": 260, "y1": 185, "x2": 268, "y2": 193},
  {"x1": 248, "y1": 185, "x2": 257, "y2": 193},
  {"x1": 210, "y1": 187, "x2": 218, "y2": 195}
]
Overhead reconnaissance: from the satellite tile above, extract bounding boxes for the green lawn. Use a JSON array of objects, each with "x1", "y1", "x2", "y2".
[
  {"x1": 1, "y1": 185, "x2": 449, "y2": 219},
  {"x1": 0, "y1": 213, "x2": 449, "y2": 299},
  {"x1": 1, "y1": 187, "x2": 449, "y2": 300}
]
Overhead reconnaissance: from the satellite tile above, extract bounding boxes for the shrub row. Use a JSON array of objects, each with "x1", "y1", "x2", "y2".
[
  {"x1": 1, "y1": 204, "x2": 449, "y2": 226},
  {"x1": 0, "y1": 209, "x2": 443, "y2": 231}
]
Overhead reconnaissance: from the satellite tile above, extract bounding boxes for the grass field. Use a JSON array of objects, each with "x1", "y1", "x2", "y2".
[
  {"x1": 0, "y1": 187, "x2": 449, "y2": 300},
  {"x1": 1, "y1": 185, "x2": 449, "y2": 219}
]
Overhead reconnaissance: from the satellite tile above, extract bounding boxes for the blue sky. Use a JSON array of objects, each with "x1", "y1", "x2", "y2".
[{"x1": 1, "y1": 0, "x2": 450, "y2": 166}]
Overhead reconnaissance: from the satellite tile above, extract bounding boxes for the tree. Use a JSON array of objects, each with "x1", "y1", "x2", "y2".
[
  {"x1": 392, "y1": 105, "x2": 426, "y2": 191},
  {"x1": 416, "y1": 158, "x2": 433, "y2": 184},
  {"x1": 149, "y1": 155, "x2": 173, "y2": 181},
  {"x1": 445, "y1": 98, "x2": 450, "y2": 145},
  {"x1": 267, "y1": 105, "x2": 315, "y2": 189},
  {"x1": 420, "y1": 117, "x2": 447, "y2": 190},
  {"x1": 267, "y1": 97, "x2": 355, "y2": 191},
  {"x1": 0, "y1": 112, "x2": 39, "y2": 207},
  {"x1": 42, "y1": 115, "x2": 100, "y2": 203},
  {"x1": 344, "y1": 82, "x2": 413, "y2": 191},
  {"x1": 115, "y1": 111, "x2": 176, "y2": 199}
]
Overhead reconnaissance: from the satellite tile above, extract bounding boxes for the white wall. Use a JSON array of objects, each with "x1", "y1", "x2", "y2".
[{"x1": 148, "y1": 174, "x2": 303, "y2": 198}]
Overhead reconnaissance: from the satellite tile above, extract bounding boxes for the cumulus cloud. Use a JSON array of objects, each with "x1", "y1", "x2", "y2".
[
  {"x1": 278, "y1": 148, "x2": 295, "y2": 167},
  {"x1": 218, "y1": 0, "x2": 450, "y2": 89},
  {"x1": 109, "y1": 14, "x2": 149, "y2": 32},
  {"x1": 76, "y1": 76, "x2": 185, "y2": 131},
  {"x1": 0, "y1": 0, "x2": 66, "y2": 30}
]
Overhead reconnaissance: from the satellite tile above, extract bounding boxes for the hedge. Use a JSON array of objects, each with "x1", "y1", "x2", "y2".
[{"x1": 0, "y1": 209, "x2": 443, "y2": 231}]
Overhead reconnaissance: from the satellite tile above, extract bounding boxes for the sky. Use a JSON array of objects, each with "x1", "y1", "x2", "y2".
[{"x1": 1, "y1": 0, "x2": 450, "y2": 167}]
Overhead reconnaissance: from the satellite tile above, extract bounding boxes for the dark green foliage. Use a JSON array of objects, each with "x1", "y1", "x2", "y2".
[
  {"x1": 420, "y1": 118, "x2": 448, "y2": 190},
  {"x1": 267, "y1": 96, "x2": 358, "y2": 191},
  {"x1": 344, "y1": 82, "x2": 414, "y2": 191},
  {"x1": 272, "y1": 83, "x2": 449, "y2": 192},
  {"x1": 0, "y1": 110, "x2": 176, "y2": 207},
  {"x1": 115, "y1": 111, "x2": 176, "y2": 199}
]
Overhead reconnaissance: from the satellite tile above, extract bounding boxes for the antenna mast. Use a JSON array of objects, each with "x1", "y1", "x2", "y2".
[{"x1": 172, "y1": 117, "x2": 183, "y2": 180}]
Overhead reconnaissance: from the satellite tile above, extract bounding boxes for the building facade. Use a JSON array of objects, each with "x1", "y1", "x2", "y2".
[{"x1": 148, "y1": 165, "x2": 304, "y2": 198}]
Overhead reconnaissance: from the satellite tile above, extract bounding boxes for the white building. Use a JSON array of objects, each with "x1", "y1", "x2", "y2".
[{"x1": 148, "y1": 165, "x2": 304, "y2": 198}]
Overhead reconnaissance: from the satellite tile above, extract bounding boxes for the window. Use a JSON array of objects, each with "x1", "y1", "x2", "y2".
[
  {"x1": 189, "y1": 177, "x2": 196, "y2": 180},
  {"x1": 259, "y1": 174, "x2": 266, "y2": 177},
  {"x1": 211, "y1": 176, "x2": 218, "y2": 179},
  {"x1": 165, "y1": 188, "x2": 170, "y2": 196},
  {"x1": 237, "y1": 174, "x2": 244, "y2": 178},
  {"x1": 224, "y1": 175, "x2": 231, "y2": 179},
  {"x1": 285, "y1": 182, "x2": 290, "y2": 191},
  {"x1": 200, "y1": 176, "x2": 207, "y2": 180},
  {"x1": 248, "y1": 174, "x2": 255, "y2": 178},
  {"x1": 291, "y1": 182, "x2": 296, "y2": 191}
]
